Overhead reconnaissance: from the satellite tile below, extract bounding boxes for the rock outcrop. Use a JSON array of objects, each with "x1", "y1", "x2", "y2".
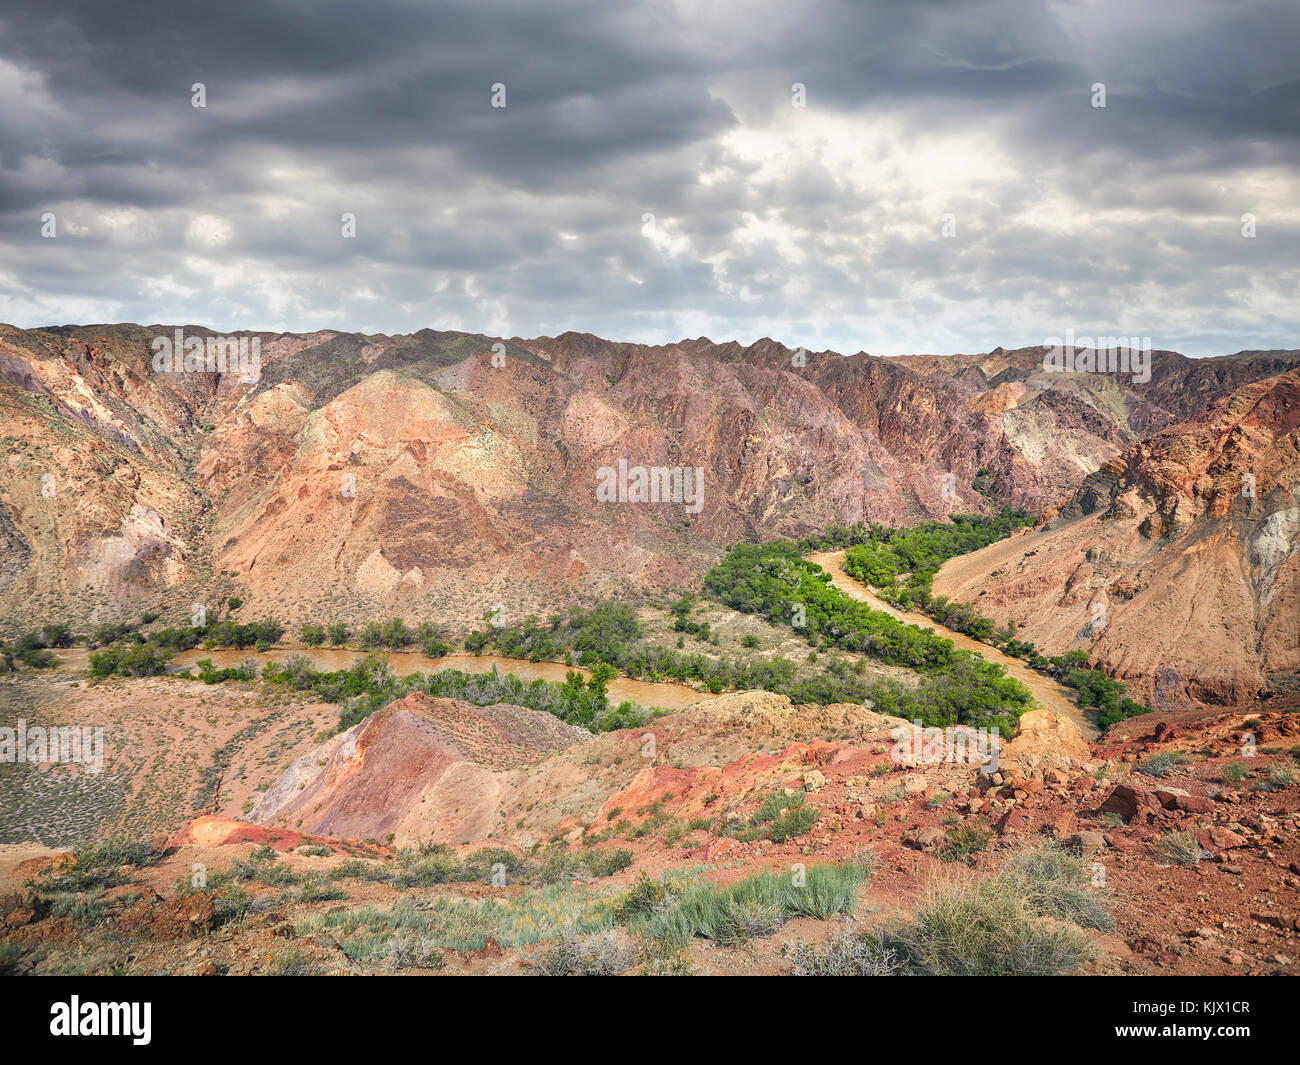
[
  {"x1": 2, "y1": 324, "x2": 1295, "y2": 629},
  {"x1": 248, "y1": 692, "x2": 591, "y2": 845},
  {"x1": 932, "y1": 370, "x2": 1300, "y2": 709}
]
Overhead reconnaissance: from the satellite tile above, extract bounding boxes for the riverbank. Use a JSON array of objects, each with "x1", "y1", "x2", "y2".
[{"x1": 807, "y1": 550, "x2": 1098, "y2": 739}]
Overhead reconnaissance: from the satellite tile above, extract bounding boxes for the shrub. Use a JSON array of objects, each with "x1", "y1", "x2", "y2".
[
  {"x1": 89, "y1": 641, "x2": 168, "y2": 678},
  {"x1": 379, "y1": 618, "x2": 414, "y2": 649},
  {"x1": 277, "y1": 652, "x2": 318, "y2": 690},
  {"x1": 526, "y1": 930, "x2": 636, "y2": 976},
  {"x1": 614, "y1": 871, "x2": 676, "y2": 924},
  {"x1": 888, "y1": 876, "x2": 1090, "y2": 975},
  {"x1": 998, "y1": 843, "x2": 1111, "y2": 930},
  {"x1": 32, "y1": 838, "x2": 158, "y2": 893},
  {"x1": 733, "y1": 791, "x2": 821, "y2": 843},
  {"x1": 786, "y1": 926, "x2": 901, "y2": 976},
  {"x1": 1137, "y1": 751, "x2": 1189, "y2": 778},
  {"x1": 300, "y1": 623, "x2": 326, "y2": 647},
  {"x1": 416, "y1": 622, "x2": 451, "y2": 657},
  {"x1": 618, "y1": 859, "x2": 870, "y2": 948},
  {"x1": 41, "y1": 623, "x2": 74, "y2": 648},
  {"x1": 937, "y1": 824, "x2": 992, "y2": 863},
  {"x1": 296, "y1": 875, "x2": 347, "y2": 903},
  {"x1": 1150, "y1": 831, "x2": 1209, "y2": 866},
  {"x1": 1266, "y1": 763, "x2": 1295, "y2": 788},
  {"x1": 385, "y1": 931, "x2": 446, "y2": 971},
  {"x1": 267, "y1": 948, "x2": 322, "y2": 975}
]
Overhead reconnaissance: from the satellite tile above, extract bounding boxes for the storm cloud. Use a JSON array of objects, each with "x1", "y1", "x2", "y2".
[{"x1": 1, "y1": 0, "x2": 1296, "y2": 355}]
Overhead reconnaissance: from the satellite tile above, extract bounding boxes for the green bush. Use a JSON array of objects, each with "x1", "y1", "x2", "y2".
[
  {"x1": 617, "y1": 859, "x2": 870, "y2": 948},
  {"x1": 886, "y1": 876, "x2": 1089, "y2": 975},
  {"x1": 786, "y1": 927, "x2": 900, "y2": 976},
  {"x1": 1137, "y1": 751, "x2": 1189, "y2": 778},
  {"x1": 1150, "y1": 831, "x2": 1209, "y2": 866},
  {"x1": 89, "y1": 641, "x2": 168, "y2": 678},
  {"x1": 937, "y1": 824, "x2": 992, "y2": 863},
  {"x1": 31, "y1": 837, "x2": 158, "y2": 893},
  {"x1": 998, "y1": 843, "x2": 1111, "y2": 930}
]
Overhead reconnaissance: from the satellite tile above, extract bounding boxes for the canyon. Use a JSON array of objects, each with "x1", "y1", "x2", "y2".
[
  {"x1": 3, "y1": 325, "x2": 1296, "y2": 650},
  {"x1": 2, "y1": 326, "x2": 1298, "y2": 978}
]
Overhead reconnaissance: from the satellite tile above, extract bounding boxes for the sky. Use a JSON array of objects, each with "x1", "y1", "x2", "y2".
[{"x1": 0, "y1": 0, "x2": 1297, "y2": 356}]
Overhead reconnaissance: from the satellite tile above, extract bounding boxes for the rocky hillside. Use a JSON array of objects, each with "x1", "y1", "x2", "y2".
[
  {"x1": 2, "y1": 323, "x2": 1295, "y2": 629},
  {"x1": 6, "y1": 680, "x2": 1298, "y2": 976},
  {"x1": 249, "y1": 692, "x2": 591, "y2": 844},
  {"x1": 932, "y1": 370, "x2": 1300, "y2": 709}
]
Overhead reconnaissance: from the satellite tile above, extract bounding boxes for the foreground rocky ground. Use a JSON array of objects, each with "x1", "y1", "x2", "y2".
[{"x1": 2, "y1": 678, "x2": 1297, "y2": 976}]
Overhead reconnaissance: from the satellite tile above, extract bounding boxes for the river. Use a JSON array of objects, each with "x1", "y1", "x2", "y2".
[
  {"x1": 50, "y1": 557, "x2": 1092, "y2": 732},
  {"x1": 51, "y1": 646, "x2": 705, "y2": 711},
  {"x1": 806, "y1": 550, "x2": 1098, "y2": 739}
]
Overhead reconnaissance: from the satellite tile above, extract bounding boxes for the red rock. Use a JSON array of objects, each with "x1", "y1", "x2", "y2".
[
  {"x1": 1098, "y1": 783, "x2": 1159, "y2": 822},
  {"x1": 3, "y1": 907, "x2": 37, "y2": 929},
  {"x1": 1196, "y1": 827, "x2": 1248, "y2": 852},
  {"x1": 125, "y1": 893, "x2": 217, "y2": 940},
  {"x1": 1067, "y1": 830, "x2": 1107, "y2": 855},
  {"x1": 995, "y1": 808, "x2": 1030, "y2": 836},
  {"x1": 1104, "y1": 830, "x2": 1140, "y2": 851},
  {"x1": 1249, "y1": 912, "x2": 1291, "y2": 929},
  {"x1": 1051, "y1": 811, "x2": 1078, "y2": 838},
  {"x1": 910, "y1": 826, "x2": 946, "y2": 851}
]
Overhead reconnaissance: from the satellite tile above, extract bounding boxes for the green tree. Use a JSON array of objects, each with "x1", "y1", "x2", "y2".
[{"x1": 300, "y1": 623, "x2": 326, "y2": 647}]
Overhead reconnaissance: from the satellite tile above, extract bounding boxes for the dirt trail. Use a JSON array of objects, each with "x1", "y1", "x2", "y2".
[{"x1": 807, "y1": 550, "x2": 1098, "y2": 739}]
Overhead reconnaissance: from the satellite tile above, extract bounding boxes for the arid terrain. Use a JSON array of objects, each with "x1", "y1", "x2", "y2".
[
  {"x1": 2, "y1": 669, "x2": 1298, "y2": 976},
  {"x1": 4, "y1": 324, "x2": 1297, "y2": 629},
  {"x1": 2, "y1": 330, "x2": 1298, "y2": 978},
  {"x1": 933, "y1": 370, "x2": 1300, "y2": 709}
]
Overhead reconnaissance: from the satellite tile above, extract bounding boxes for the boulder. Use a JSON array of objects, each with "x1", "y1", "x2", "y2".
[
  {"x1": 1098, "y1": 783, "x2": 1160, "y2": 822},
  {"x1": 1067, "y1": 830, "x2": 1108, "y2": 855},
  {"x1": 995, "y1": 807, "x2": 1031, "y2": 836},
  {"x1": 802, "y1": 769, "x2": 827, "y2": 794},
  {"x1": 1173, "y1": 794, "x2": 1215, "y2": 814},
  {"x1": 1196, "y1": 827, "x2": 1248, "y2": 853}
]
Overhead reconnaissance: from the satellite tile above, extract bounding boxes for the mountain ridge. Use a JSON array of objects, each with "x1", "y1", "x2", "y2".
[{"x1": 1, "y1": 322, "x2": 1296, "y2": 638}]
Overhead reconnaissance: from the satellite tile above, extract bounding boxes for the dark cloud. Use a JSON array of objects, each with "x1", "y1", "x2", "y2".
[{"x1": 0, "y1": 0, "x2": 1296, "y2": 355}]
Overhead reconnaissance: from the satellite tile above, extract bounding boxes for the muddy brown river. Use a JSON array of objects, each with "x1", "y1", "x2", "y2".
[
  {"x1": 51, "y1": 555, "x2": 1092, "y2": 733},
  {"x1": 807, "y1": 550, "x2": 1099, "y2": 739},
  {"x1": 52, "y1": 647, "x2": 705, "y2": 711}
]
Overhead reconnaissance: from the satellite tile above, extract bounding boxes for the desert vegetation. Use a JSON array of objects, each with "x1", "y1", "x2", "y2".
[
  {"x1": 817, "y1": 513, "x2": 1152, "y2": 728},
  {"x1": 703, "y1": 540, "x2": 1034, "y2": 732}
]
